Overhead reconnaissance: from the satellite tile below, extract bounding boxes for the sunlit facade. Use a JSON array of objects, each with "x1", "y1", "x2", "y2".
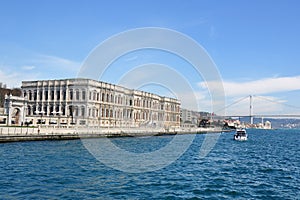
[{"x1": 21, "y1": 78, "x2": 181, "y2": 128}]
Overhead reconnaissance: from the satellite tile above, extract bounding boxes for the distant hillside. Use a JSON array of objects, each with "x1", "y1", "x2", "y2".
[
  {"x1": 239, "y1": 117, "x2": 300, "y2": 129},
  {"x1": 268, "y1": 118, "x2": 300, "y2": 129}
]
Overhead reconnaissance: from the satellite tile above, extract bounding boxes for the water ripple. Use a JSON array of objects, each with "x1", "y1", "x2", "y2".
[{"x1": 0, "y1": 129, "x2": 299, "y2": 199}]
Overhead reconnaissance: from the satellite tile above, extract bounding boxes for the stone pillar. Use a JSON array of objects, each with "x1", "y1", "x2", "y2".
[
  {"x1": 23, "y1": 101, "x2": 27, "y2": 124},
  {"x1": 37, "y1": 88, "x2": 40, "y2": 102},
  {"x1": 18, "y1": 107, "x2": 23, "y2": 126},
  {"x1": 5, "y1": 94, "x2": 12, "y2": 126},
  {"x1": 65, "y1": 84, "x2": 69, "y2": 118},
  {"x1": 54, "y1": 84, "x2": 57, "y2": 101}
]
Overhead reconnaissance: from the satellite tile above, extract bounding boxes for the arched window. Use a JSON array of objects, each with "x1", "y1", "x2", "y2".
[
  {"x1": 43, "y1": 106, "x2": 47, "y2": 115},
  {"x1": 56, "y1": 105, "x2": 60, "y2": 114},
  {"x1": 106, "y1": 109, "x2": 109, "y2": 117},
  {"x1": 82, "y1": 90, "x2": 86, "y2": 100},
  {"x1": 28, "y1": 91, "x2": 32, "y2": 100},
  {"x1": 69, "y1": 90, "x2": 73, "y2": 100},
  {"x1": 102, "y1": 108, "x2": 105, "y2": 117},
  {"x1": 75, "y1": 106, "x2": 79, "y2": 116},
  {"x1": 32, "y1": 105, "x2": 36, "y2": 115},
  {"x1": 27, "y1": 106, "x2": 31, "y2": 115},
  {"x1": 50, "y1": 105, "x2": 54, "y2": 115},
  {"x1": 62, "y1": 90, "x2": 66, "y2": 100},
  {"x1": 44, "y1": 90, "x2": 48, "y2": 100},
  {"x1": 62, "y1": 106, "x2": 66, "y2": 115},
  {"x1": 93, "y1": 91, "x2": 96, "y2": 101},
  {"x1": 56, "y1": 90, "x2": 60, "y2": 100},
  {"x1": 38, "y1": 90, "x2": 41, "y2": 101},
  {"x1": 34, "y1": 90, "x2": 37, "y2": 101},
  {"x1": 102, "y1": 93, "x2": 105, "y2": 102},
  {"x1": 69, "y1": 106, "x2": 74, "y2": 117},
  {"x1": 51, "y1": 90, "x2": 54, "y2": 100},
  {"x1": 38, "y1": 104, "x2": 42, "y2": 112},
  {"x1": 76, "y1": 90, "x2": 80, "y2": 100},
  {"x1": 81, "y1": 106, "x2": 85, "y2": 117}
]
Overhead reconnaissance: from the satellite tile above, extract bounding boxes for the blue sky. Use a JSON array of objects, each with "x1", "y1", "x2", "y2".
[{"x1": 1, "y1": 0, "x2": 300, "y2": 115}]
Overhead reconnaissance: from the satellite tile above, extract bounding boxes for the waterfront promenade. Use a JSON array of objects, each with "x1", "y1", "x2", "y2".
[{"x1": 0, "y1": 126, "x2": 226, "y2": 143}]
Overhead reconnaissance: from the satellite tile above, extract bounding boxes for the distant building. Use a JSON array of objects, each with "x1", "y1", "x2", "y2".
[
  {"x1": 0, "y1": 82, "x2": 7, "y2": 89},
  {"x1": 19, "y1": 78, "x2": 181, "y2": 128},
  {"x1": 180, "y1": 108, "x2": 202, "y2": 127},
  {"x1": 264, "y1": 120, "x2": 272, "y2": 129}
]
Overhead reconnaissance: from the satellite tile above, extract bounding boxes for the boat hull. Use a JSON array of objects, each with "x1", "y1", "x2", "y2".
[
  {"x1": 234, "y1": 129, "x2": 248, "y2": 141},
  {"x1": 234, "y1": 135, "x2": 248, "y2": 141}
]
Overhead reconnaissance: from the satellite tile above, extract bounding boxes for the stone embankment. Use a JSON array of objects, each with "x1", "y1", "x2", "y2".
[{"x1": 0, "y1": 126, "x2": 228, "y2": 143}]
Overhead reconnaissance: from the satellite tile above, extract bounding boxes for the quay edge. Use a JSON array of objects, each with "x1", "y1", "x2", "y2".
[{"x1": 0, "y1": 126, "x2": 230, "y2": 143}]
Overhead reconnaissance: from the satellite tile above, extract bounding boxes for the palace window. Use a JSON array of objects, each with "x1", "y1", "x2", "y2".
[
  {"x1": 76, "y1": 90, "x2": 80, "y2": 100},
  {"x1": 93, "y1": 91, "x2": 96, "y2": 101},
  {"x1": 69, "y1": 90, "x2": 73, "y2": 100},
  {"x1": 62, "y1": 90, "x2": 66, "y2": 100},
  {"x1": 57, "y1": 91, "x2": 60, "y2": 100},
  {"x1": 45, "y1": 91, "x2": 48, "y2": 100},
  {"x1": 82, "y1": 91, "x2": 86, "y2": 100},
  {"x1": 51, "y1": 90, "x2": 54, "y2": 100},
  {"x1": 34, "y1": 90, "x2": 37, "y2": 101},
  {"x1": 81, "y1": 106, "x2": 85, "y2": 117},
  {"x1": 28, "y1": 91, "x2": 32, "y2": 100},
  {"x1": 39, "y1": 91, "x2": 42, "y2": 101}
]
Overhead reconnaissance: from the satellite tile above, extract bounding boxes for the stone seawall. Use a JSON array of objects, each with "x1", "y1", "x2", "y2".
[{"x1": 0, "y1": 126, "x2": 229, "y2": 143}]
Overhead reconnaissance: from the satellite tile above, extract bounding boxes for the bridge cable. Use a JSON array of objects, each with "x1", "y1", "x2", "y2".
[
  {"x1": 215, "y1": 95, "x2": 249, "y2": 113},
  {"x1": 255, "y1": 95, "x2": 300, "y2": 110}
]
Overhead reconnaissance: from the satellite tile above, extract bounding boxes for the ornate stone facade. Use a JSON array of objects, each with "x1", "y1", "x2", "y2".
[
  {"x1": 4, "y1": 94, "x2": 27, "y2": 126},
  {"x1": 21, "y1": 78, "x2": 181, "y2": 128}
]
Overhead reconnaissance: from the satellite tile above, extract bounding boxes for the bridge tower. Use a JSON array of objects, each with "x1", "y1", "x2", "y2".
[{"x1": 250, "y1": 95, "x2": 253, "y2": 124}]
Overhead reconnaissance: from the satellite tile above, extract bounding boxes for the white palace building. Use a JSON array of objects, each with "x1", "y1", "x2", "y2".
[{"x1": 13, "y1": 78, "x2": 180, "y2": 128}]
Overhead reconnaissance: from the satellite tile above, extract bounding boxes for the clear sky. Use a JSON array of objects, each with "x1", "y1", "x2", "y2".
[{"x1": 1, "y1": 0, "x2": 300, "y2": 115}]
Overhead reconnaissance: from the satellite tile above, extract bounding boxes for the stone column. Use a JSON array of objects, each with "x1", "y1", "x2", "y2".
[
  {"x1": 54, "y1": 83, "x2": 57, "y2": 101},
  {"x1": 5, "y1": 95, "x2": 12, "y2": 126},
  {"x1": 59, "y1": 85, "x2": 62, "y2": 114},
  {"x1": 37, "y1": 87, "x2": 40, "y2": 102}
]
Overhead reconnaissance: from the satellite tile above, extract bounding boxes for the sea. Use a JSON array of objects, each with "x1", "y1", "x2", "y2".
[{"x1": 0, "y1": 129, "x2": 299, "y2": 199}]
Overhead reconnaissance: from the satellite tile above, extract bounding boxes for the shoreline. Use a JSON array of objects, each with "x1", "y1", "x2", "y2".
[{"x1": 0, "y1": 126, "x2": 233, "y2": 143}]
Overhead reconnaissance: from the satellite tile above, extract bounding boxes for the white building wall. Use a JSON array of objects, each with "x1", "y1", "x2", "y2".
[{"x1": 21, "y1": 78, "x2": 181, "y2": 128}]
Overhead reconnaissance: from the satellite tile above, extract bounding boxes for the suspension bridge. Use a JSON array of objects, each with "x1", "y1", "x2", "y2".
[{"x1": 219, "y1": 95, "x2": 300, "y2": 124}]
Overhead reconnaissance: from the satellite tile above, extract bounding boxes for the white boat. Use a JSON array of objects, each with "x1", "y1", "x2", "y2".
[{"x1": 234, "y1": 129, "x2": 248, "y2": 141}]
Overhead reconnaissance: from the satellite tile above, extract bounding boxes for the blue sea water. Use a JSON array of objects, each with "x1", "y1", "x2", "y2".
[{"x1": 0, "y1": 129, "x2": 299, "y2": 199}]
